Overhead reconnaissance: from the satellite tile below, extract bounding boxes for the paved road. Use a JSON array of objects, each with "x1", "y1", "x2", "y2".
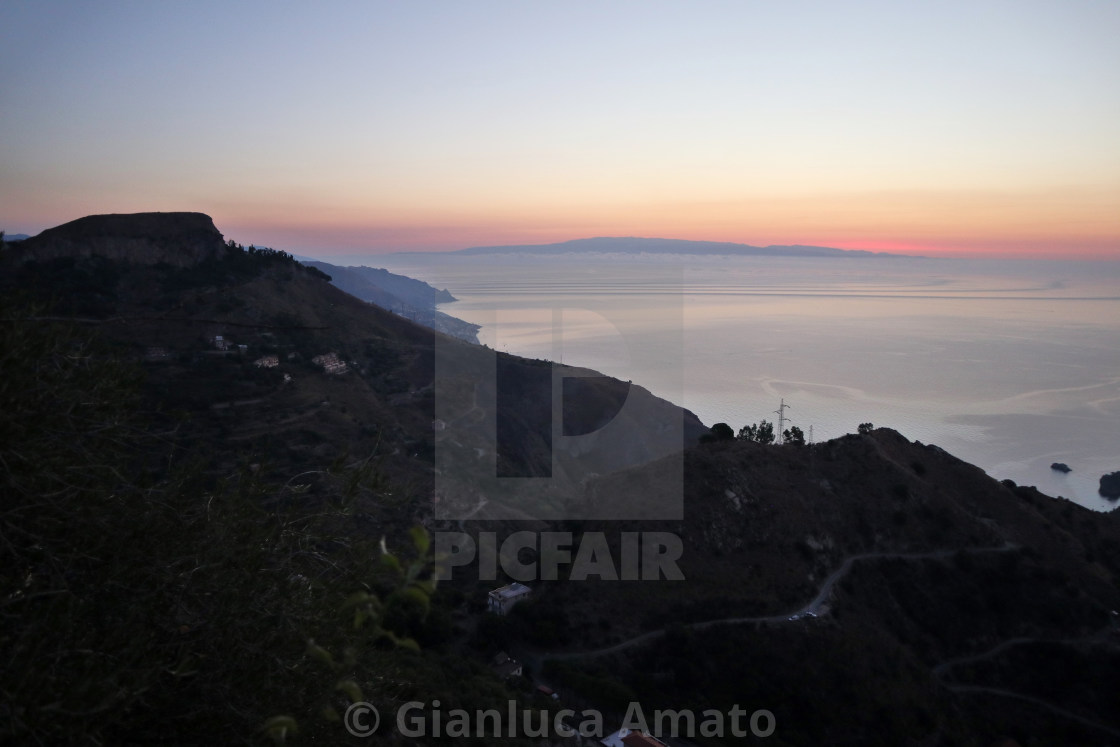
[
  {"x1": 534, "y1": 541, "x2": 1120, "y2": 738},
  {"x1": 932, "y1": 629, "x2": 1120, "y2": 739},
  {"x1": 545, "y1": 543, "x2": 1019, "y2": 662}
]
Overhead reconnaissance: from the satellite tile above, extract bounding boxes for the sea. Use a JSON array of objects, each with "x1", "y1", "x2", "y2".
[{"x1": 368, "y1": 252, "x2": 1120, "y2": 512}]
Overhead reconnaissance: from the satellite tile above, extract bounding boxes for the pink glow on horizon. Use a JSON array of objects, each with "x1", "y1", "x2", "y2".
[{"x1": 222, "y1": 219, "x2": 1118, "y2": 261}]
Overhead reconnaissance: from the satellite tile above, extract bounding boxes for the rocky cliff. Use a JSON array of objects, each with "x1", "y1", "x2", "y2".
[{"x1": 10, "y1": 212, "x2": 226, "y2": 267}]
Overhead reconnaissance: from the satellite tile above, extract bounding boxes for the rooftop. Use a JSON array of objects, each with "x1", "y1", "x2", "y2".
[{"x1": 489, "y1": 582, "x2": 531, "y2": 600}]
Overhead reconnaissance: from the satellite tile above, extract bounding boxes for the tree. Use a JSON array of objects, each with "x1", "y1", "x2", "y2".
[
  {"x1": 783, "y1": 425, "x2": 805, "y2": 445},
  {"x1": 704, "y1": 422, "x2": 735, "y2": 442},
  {"x1": 737, "y1": 420, "x2": 775, "y2": 444},
  {"x1": 858, "y1": 422, "x2": 874, "y2": 435}
]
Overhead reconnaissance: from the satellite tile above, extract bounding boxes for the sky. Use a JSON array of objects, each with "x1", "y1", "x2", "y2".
[{"x1": 2, "y1": 1, "x2": 1119, "y2": 259}]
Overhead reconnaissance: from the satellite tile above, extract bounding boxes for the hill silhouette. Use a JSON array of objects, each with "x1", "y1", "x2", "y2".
[{"x1": 10, "y1": 211, "x2": 226, "y2": 266}]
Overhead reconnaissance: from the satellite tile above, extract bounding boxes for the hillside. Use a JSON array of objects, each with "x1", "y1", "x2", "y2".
[
  {"x1": 302, "y1": 260, "x2": 481, "y2": 342},
  {"x1": 0, "y1": 214, "x2": 702, "y2": 511},
  {"x1": 477, "y1": 431, "x2": 1120, "y2": 745},
  {"x1": 0, "y1": 212, "x2": 710, "y2": 744}
]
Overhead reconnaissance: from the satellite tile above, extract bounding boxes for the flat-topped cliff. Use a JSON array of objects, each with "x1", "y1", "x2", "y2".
[{"x1": 9, "y1": 212, "x2": 225, "y2": 267}]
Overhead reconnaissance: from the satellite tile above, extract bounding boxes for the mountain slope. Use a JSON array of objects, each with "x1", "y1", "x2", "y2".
[
  {"x1": 498, "y1": 430, "x2": 1120, "y2": 745},
  {"x1": 0, "y1": 212, "x2": 704, "y2": 515}
]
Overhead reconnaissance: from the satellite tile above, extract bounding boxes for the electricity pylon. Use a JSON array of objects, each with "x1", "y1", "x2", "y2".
[{"x1": 774, "y1": 398, "x2": 791, "y2": 445}]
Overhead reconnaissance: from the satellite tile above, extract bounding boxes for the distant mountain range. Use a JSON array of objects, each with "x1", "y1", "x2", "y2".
[{"x1": 436, "y1": 237, "x2": 916, "y2": 258}]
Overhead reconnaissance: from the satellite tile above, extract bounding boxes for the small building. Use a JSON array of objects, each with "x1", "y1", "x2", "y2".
[
  {"x1": 491, "y1": 652, "x2": 522, "y2": 679},
  {"x1": 253, "y1": 354, "x2": 279, "y2": 368},
  {"x1": 487, "y1": 582, "x2": 531, "y2": 615},
  {"x1": 311, "y1": 352, "x2": 348, "y2": 375},
  {"x1": 211, "y1": 335, "x2": 232, "y2": 351}
]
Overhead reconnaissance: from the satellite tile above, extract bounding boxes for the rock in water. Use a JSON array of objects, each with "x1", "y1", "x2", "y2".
[
  {"x1": 1050, "y1": 462, "x2": 1072, "y2": 473},
  {"x1": 1099, "y1": 471, "x2": 1120, "y2": 499}
]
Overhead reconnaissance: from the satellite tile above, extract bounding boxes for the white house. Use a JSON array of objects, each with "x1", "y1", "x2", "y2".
[
  {"x1": 311, "y1": 352, "x2": 348, "y2": 375},
  {"x1": 487, "y1": 582, "x2": 531, "y2": 615}
]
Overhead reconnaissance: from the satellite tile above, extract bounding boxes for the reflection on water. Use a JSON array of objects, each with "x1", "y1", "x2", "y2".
[{"x1": 375, "y1": 253, "x2": 1120, "y2": 511}]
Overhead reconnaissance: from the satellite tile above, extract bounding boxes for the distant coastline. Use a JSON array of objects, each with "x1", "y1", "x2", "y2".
[{"x1": 388, "y1": 236, "x2": 921, "y2": 259}]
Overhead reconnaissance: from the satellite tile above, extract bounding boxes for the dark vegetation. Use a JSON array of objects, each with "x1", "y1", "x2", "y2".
[
  {"x1": 701, "y1": 419, "x2": 804, "y2": 445},
  {"x1": 0, "y1": 303, "x2": 540, "y2": 744},
  {"x1": 0, "y1": 244, "x2": 548, "y2": 744}
]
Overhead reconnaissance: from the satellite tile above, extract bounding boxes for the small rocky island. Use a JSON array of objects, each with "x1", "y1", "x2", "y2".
[
  {"x1": 1050, "y1": 462, "x2": 1072, "y2": 473},
  {"x1": 1100, "y1": 471, "x2": 1120, "y2": 499}
]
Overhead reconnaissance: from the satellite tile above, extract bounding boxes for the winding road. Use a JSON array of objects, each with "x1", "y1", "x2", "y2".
[
  {"x1": 932, "y1": 629, "x2": 1120, "y2": 739},
  {"x1": 544, "y1": 543, "x2": 1019, "y2": 662},
  {"x1": 531, "y1": 540, "x2": 1120, "y2": 738}
]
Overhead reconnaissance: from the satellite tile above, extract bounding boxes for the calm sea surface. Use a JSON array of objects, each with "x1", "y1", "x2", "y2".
[{"x1": 371, "y1": 253, "x2": 1120, "y2": 511}]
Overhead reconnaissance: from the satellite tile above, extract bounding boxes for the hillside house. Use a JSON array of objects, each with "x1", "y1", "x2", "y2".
[
  {"x1": 487, "y1": 582, "x2": 531, "y2": 615},
  {"x1": 254, "y1": 355, "x2": 279, "y2": 368},
  {"x1": 311, "y1": 352, "x2": 348, "y2": 375}
]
